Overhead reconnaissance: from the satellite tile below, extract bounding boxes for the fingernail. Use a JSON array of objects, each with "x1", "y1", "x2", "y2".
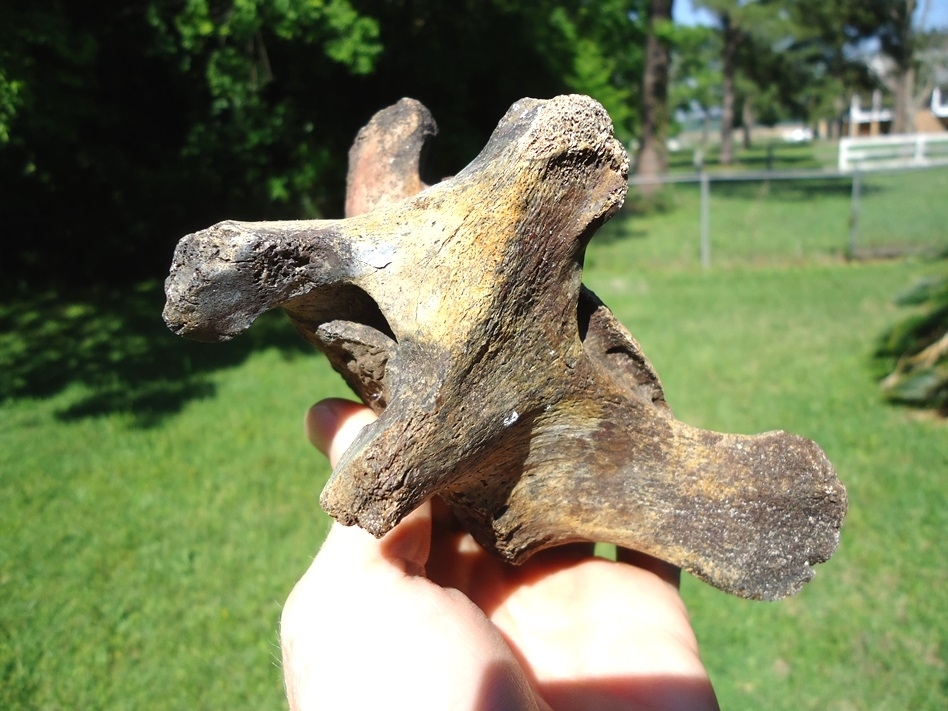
[{"x1": 305, "y1": 403, "x2": 337, "y2": 456}]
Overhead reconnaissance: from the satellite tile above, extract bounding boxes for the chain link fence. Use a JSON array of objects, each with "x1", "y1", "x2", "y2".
[{"x1": 616, "y1": 162, "x2": 948, "y2": 268}]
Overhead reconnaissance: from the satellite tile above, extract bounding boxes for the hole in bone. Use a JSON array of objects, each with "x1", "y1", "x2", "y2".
[
  {"x1": 284, "y1": 283, "x2": 397, "y2": 343},
  {"x1": 576, "y1": 289, "x2": 595, "y2": 343},
  {"x1": 576, "y1": 287, "x2": 665, "y2": 407}
]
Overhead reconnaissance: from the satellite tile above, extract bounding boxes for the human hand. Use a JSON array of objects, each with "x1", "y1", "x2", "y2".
[{"x1": 281, "y1": 399, "x2": 719, "y2": 711}]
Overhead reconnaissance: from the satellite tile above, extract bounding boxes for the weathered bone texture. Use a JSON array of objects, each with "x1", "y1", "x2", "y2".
[{"x1": 163, "y1": 95, "x2": 847, "y2": 600}]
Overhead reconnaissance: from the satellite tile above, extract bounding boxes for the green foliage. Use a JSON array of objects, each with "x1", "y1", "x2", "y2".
[
  {"x1": 549, "y1": 3, "x2": 641, "y2": 144},
  {"x1": 876, "y1": 265, "x2": 948, "y2": 413},
  {"x1": 0, "y1": 4, "x2": 94, "y2": 144},
  {"x1": 0, "y1": 0, "x2": 386, "y2": 288},
  {"x1": 144, "y1": 0, "x2": 383, "y2": 208},
  {"x1": 540, "y1": 1, "x2": 644, "y2": 143},
  {"x1": 0, "y1": 70, "x2": 23, "y2": 144},
  {"x1": 0, "y1": 0, "x2": 646, "y2": 288},
  {"x1": 670, "y1": 24, "x2": 722, "y2": 123}
]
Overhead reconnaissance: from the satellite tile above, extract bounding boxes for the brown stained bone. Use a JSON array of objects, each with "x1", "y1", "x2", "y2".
[
  {"x1": 345, "y1": 98, "x2": 438, "y2": 218},
  {"x1": 163, "y1": 95, "x2": 847, "y2": 600}
]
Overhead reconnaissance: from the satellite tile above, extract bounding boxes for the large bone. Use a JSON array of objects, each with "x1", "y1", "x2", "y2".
[{"x1": 163, "y1": 95, "x2": 846, "y2": 600}]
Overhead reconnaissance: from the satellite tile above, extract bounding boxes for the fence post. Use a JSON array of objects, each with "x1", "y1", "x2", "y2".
[
  {"x1": 839, "y1": 138, "x2": 850, "y2": 172},
  {"x1": 848, "y1": 166, "x2": 862, "y2": 258},
  {"x1": 700, "y1": 170, "x2": 711, "y2": 268}
]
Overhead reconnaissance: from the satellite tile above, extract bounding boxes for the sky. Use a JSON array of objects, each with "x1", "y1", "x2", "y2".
[
  {"x1": 671, "y1": 0, "x2": 715, "y2": 28},
  {"x1": 673, "y1": 0, "x2": 948, "y2": 31}
]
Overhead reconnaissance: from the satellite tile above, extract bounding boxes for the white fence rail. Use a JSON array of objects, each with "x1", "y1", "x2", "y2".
[{"x1": 839, "y1": 133, "x2": 948, "y2": 172}]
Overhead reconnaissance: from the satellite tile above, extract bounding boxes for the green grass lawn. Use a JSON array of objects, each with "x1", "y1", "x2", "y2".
[
  {"x1": 1, "y1": 292, "x2": 352, "y2": 709},
  {"x1": 2, "y1": 200, "x2": 946, "y2": 707}
]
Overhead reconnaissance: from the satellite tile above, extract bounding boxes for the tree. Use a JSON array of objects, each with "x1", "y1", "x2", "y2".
[
  {"x1": 0, "y1": 0, "x2": 386, "y2": 287},
  {"x1": 731, "y1": 14, "x2": 817, "y2": 144},
  {"x1": 146, "y1": 0, "x2": 385, "y2": 210},
  {"x1": 692, "y1": 0, "x2": 765, "y2": 164},
  {"x1": 913, "y1": 25, "x2": 948, "y2": 112},
  {"x1": 785, "y1": 0, "x2": 938, "y2": 135},
  {"x1": 694, "y1": 0, "x2": 831, "y2": 160},
  {"x1": 717, "y1": 11, "x2": 742, "y2": 163},
  {"x1": 0, "y1": 1, "x2": 646, "y2": 288},
  {"x1": 669, "y1": 25, "x2": 722, "y2": 148},
  {"x1": 635, "y1": 0, "x2": 674, "y2": 191},
  {"x1": 691, "y1": 1, "x2": 744, "y2": 164},
  {"x1": 874, "y1": 0, "x2": 918, "y2": 133},
  {"x1": 779, "y1": 0, "x2": 871, "y2": 136}
]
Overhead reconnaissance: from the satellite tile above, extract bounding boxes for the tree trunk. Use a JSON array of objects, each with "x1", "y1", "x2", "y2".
[
  {"x1": 893, "y1": 63, "x2": 916, "y2": 134},
  {"x1": 741, "y1": 97, "x2": 754, "y2": 149},
  {"x1": 719, "y1": 15, "x2": 741, "y2": 166},
  {"x1": 891, "y1": 0, "x2": 916, "y2": 134},
  {"x1": 635, "y1": 0, "x2": 674, "y2": 196}
]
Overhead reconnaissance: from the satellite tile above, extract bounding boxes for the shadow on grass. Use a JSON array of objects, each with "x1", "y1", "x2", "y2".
[
  {"x1": 706, "y1": 176, "x2": 872, "y2": 202},
  {"x1": 732, "y1": 148, "x2": 817, "y2": 171},
  {"x1": 0, "y1": 280, "x2": 313, "y2": 427},
  {"x1": 594, "y1": 217, "x2": 650, "y2": 245},
  {"x1": 667, "y1": 142, "x2": 818, "y2": 171}
]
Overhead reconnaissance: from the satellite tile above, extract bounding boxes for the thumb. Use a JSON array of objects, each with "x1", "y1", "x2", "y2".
[
  {"x1": 305, "y1": 398, "x2": 378, "y2": 467},
  {"x1": 305, "y1": 398, "x2": 432, "y2": 575}
]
